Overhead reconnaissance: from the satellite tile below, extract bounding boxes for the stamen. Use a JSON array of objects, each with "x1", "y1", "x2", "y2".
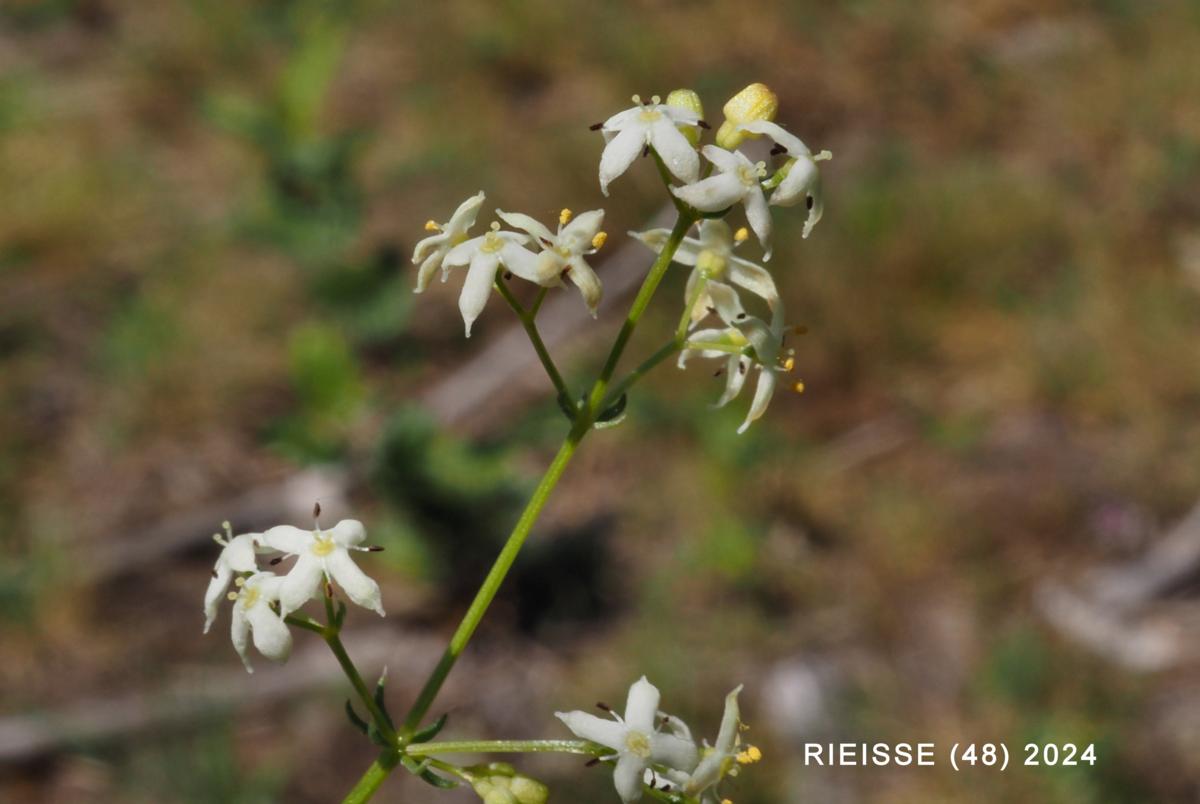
[
  {"x1": 234, "y1": 577, "x2": 246, "y2": 587},
  {"x1": 269, "y1": 556, "x2": 283, "y2": 566},
  {"x1": 736, "y1": 312, "x2": 747, "y2": 320},
  {"x1": 366, "y1": 545, "x2": 385, "y2": 552},
  {"x1": 212, "y1": 532, "x2": 225, "y2": 546},
  {"x1": 504, "y1": 271, "x2": 513, "y2": 280},
  {"x1": 806, "y1": 195, "x2": 814, "y2": 210},
  {"x1": 323, "y1": 580, "x2": 334, "y2": 598},
  {"x1": 227, "y1": 591, "x2": 238, "y2": 601},
  {"x1": 559, "y1": 208, "x2": 573, "y2": 226},
  {"x1": 770, "y1": 144, "x2": 787, "y2": 156},
  {"x1": 211, "y1": 569, "x2": 218, "y2": 578},
  {"x1": 595, "y1": 701, "x2": 612, "y2": 713},
  {"x1": 738, "y1": 361, "x2": 747, "y2": 375},
  {"x1": 591, "y1": 231, "x2": 608, "y2": 249},
  {"x1": 736, "y1": 745, "x2": 763, "y2": 764},
  {"x1": 631, "y1": 94, "x2": 642, "y2": 105},
  {"x1": 793, "y1": 381, "x2": 806, "y2": 394},
  {"x1": 814, "y1": 149, "x2": 833, "y2": 161},
  {"x1": 713, "y1": 368, "x2": 724, "y2": 378},
  {"x1": 585, "y1": 757, "x2": 601, "y2": 767},
  {"x1": 650, "y1": 94, "x2": 661, "y2": 105},
  {"x1": 755, "y1": 161, "x2": 768, "y2": 178},
  {"x1": 783, "y1": 357, "x2": 795, "y2": 372},
  {"x1": 489, "y1": 221, "x2": 501, "y2": 232},
  {"x1": 312, "y1": 501, "x2": 321, "y2": 527},
  {"x1": 424, "y1": 219, "x2": 441, "y2": 232},
  {"x1": 733, "y1": 227, "x2": 749, "y2": 243},
  {"x1": 641, "y1": 145, "x2": 650, "y2": 158},
  {"x1": 588, "y1": 122, "x2": 604, "y2": 131},
  {"x1": 698, "y1": 119, "x2": 711, "y2": 129}
]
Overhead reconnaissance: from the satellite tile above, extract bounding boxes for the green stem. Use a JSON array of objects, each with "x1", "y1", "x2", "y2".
[
  {"x1": 325, "y1": 628, "x2": 396, "y2": 743},
  {"x1": 402, "y1": 431, "x2": 583, "y2": 732},
  {"x1": 496, "y1": 277, "x2": 572, "y2": 404},
  {"x1": 406, "y1": 739, "x2": 597, "y2": 757},
  {"x1": 602, "y1": 338, "x2": 679, "y2": 409},
  {"x1": 583, "y1": 212, "x2": 695, "y2": 419},
  {"x1": 341, "y1": 751, "x2": 399, "y2": 804}
]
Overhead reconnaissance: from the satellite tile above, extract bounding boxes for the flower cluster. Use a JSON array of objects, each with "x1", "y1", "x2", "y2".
[
  {"x1": 557, "y1": 677, "x2": 759, "y2": 803},
  {"x1": 203, "y1": 514, "x2": 384, "y2": 672}
]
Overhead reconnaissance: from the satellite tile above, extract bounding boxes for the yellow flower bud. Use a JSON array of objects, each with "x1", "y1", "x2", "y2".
[
  {"x1": 715, "y1": 82, "x2": 778, "y2": 150},
  {"x1": 667, "y1": 88, "x2": 705, "y2": 146}
]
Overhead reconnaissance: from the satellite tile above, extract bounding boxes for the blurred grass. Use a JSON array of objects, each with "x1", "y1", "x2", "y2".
[{"x1": 0, "y1": 0, "x2": 1198, "y2": 802}]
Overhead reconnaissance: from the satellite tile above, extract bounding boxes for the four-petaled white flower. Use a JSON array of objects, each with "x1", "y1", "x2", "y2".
[
  {"x1": 681, "y1": 304, "x2": 793, "y2": 434},
  {"x1": 632, "y1": 219, "x2": 778, "y2": 327},
  {"x1": 262, "y1": 519, "x2": 386, "y2": 618},
  {"x1": 230, "y1": 571, "x2": 292, "y2": 673},
  {"x1": 204, "y1": 523, "x2": 262, "y2": 634},
  {"x1": 557, "y1": 676, "x2": 699, "y2": 803},
  {"x1": 672, "y1": 145, "x2": 774, "y2": 260},
  {"x1": 412, "y1": 191, "x2": 486, "y2": 292},
  {"x1": 443, "y1": 222, "x2": 551, "y2": 337},
  {"x1": 498, "y1": 208, "x2": 608, "y2": 315},
  {"x1": 598, "y1": 95, "x2": 701, "y2": 196},
  {"x1": 738, "y1": 120, "x2": 831, "y2": 239}
]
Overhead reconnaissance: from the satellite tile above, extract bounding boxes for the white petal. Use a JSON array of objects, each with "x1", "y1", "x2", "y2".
[
  {"x1": 279, "y1": 553, "x2": 324, "y2": 615},
  {"x1": 567, "y1": 257, "x2": 603, "y2": 314},
  {"x1": 716, "y1": 355, "x2": 748, "y2": 407},
  {"x1": 499, "y1": 242, "x2": 545, "y2": 284},
  {"x1": 729, "y1": 257, "x2": 779, "y2": 310},
  {"x1": 599, "y1": 124, "x2": 647, "y2": 196},
  {"x1": 446, "y1": 190, "x2": 486, "y2": 233},
  {"x1": 459, "y1": 252, "x2": 500, "y2": 337},
  {"x1": 713, "y1": 685, "x2": 743, "y2": 754},
  {"x1": 556, "y1": 711, "x2": 626, "y2": 750},
  {"x1": 743, "y1": 187, "x2": 773, "y2": 260},
  {"x1": 327, "y1": 548, "x2": 385, "y2": 616},
  {"x1": 204, "y1": 565, "x2": 230, "y2": 634},
  {"x1": 415, "y1": 248, "x2": 446, "y2": 293},
  {"x1": 247, "y1": 600, "x2": 292, "y2": 662},
  {"x1": 624, "y1": 676, "x2": 661, "y2": 734},
  {"x1": 496, "y1": 210, "x2": 554, "y2": 243},
  {"x1": 444, "y1": 236, "x2": 484, "y2": 267},
  {"x1": 261, "y1": 525, "x2": 311, "y2": 555},
  {"x1": 230, "y1": 600, "x2": 253, "y2": 673},
  {"x1": 601, "y1": 106, "x2": 642, "y2": 131},
  {"x1": 700, "y1": 144, "x2": 744, "y2": 174},
  {"x1": 613, "y1": 753, "x2": 647, "y2": 803},
  {"x1": 411, "y1": 231, "x2": 448, "y2": 266},
  {"x1": 223, "y1": 533, "x2": 260, "y2": 572},
  {"x1": 801, "y1": 172, "x2": 824, "y2": 239},
  {"x1": 672, "y1": 173, "x2": 745, "y2": 213},
  {"x1": 706, "y1": 281, "x2": 746, "y2": 326},
  {"x1": 649, "y1": 120, "x2": 699, "y2": 184},
  {"x1": 738, "y1": 369, "x2": 778, "y2": 434},
  {"x1": 651, "y1": 732, "x2": 699, "y2": 772},
  {"x1": 561, "y1": 208, "x2": 605, "y2": 244},
  {"x1": 738, "y1": 120, "x2": 810, "y2": 156},
  {"x1": 330, "y1": 519, "x2": 366, "y2": 548},
  {"x1": 661, "y1": 105, "x2": 701, "y2": 126},
  {"x1": 770, "y1": 155, "x2": 817, "y2": 208}
]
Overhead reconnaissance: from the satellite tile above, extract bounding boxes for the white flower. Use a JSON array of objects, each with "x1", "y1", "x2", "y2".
[
  {"x1": 261, "y1": 519, "x2": 385, "y2": 618},
  {"x1": 556, "y1": 676, "x2": 699, "y2": 803},
  {"x1": 737, "y1": 120, "x2": 831, "y2": 238},
  {"x1": 413, "y1": 191, "x2": 486, "y2": 292},
  {"x1": 443, "y1": 222, "x2": 552, "y2": 337},
  {"x1": 631, "y1": 219, "x2": 778, "y2": 327},
  {"x1": 230, "y1": 571, "x2": 292, "y2": 673},
  {"x1": 498, "y1": 208, "x2": 608, "y2": 315},
  {"x1": 204, "y1": 523, "x2": 263, "y2": 634},
  {"x1": 681, "y1": 304, "x2": 795, "y2": 434},
  {"x1": 671, "y1": 145, "x2": 774, "y2": 259},
  {"x1": 598, "y1": 95, "x2": 701, "y2": 196},
  {"x1": 678, "y1": 686, "x2": 759, "y2": 800}
]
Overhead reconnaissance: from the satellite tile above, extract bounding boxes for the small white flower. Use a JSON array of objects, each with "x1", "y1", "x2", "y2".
[
  {"x1": 442, "y1": 222, "x2": 556, "y2": 337},
  {"x1": 679, "y1": 686, "x2": 760, "y2": 800},
  {"x1": 498, "y1": 208, "x2": 608, "y2": 315},
  {"x1": 631, "y1": 220, "x2": 778, "y2": 327},
  {"x1": 204, "y1": 523, "x2": 263, "y2": 634},
  {"x1": 681, "y1": 304, "x2": 795, "y2": 434},
  {"x1": 556, "y1": 676, "x2": 699, "y2": 803},
  {"x1": 598, "y1": 95, "x2": 701, "y2": 196},
  {"x1": 230, "y1": 571, "x2": 292, "y2": 674},
  {"x1": 672, "y1": 145, "x2": 774, "y2": 260},
  {"x1": 737, "y1": 120, "x2": 831, "y2": 238},
  {"x1": 262, "y1": 519, "x2": 385, "y2": 618},
  {"x1": 412, "y1": 191, "x2": 486, "y2": 292}
]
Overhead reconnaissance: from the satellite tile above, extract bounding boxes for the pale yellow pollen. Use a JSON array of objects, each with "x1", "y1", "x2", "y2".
[
  {"x1": 793, "y1": 381, "x2": 805, "y2": 394},
  {"x1": 480, "y1": 222, "x2": 504, "y2": 253},
  {"x1": 559, "y1": 208, "x2": 573, "y2": 226},
  {"x1": 782, "y1": 356, "x2": 795, "y2": 372},
  {"x1": 226, "y1": 591, "x2": 238, "y2": 601},
  {"x1": 736, "y1": 745, "x2": 763, "y2": 764},
  {"x1": 234, "y1": 576, "x2": 246, "y2": 587},
  {"x1": 631, "y1": 94, "x2": 642, "y2": 105},
  {"x1": 722, "y1": 799, "x2": 734, "y2": 804},
  {"x1": 240, "y1": 584, "x2": 262, "y2": 609},
  {"x1": 591, "y1": 231, "x2": 608, "y2": 249},
  {"x1": 424, "y1": 220, "x2": 442, "y2": 232},
  {"x1": 651, "y1": 94, "x2": 661, "y2": 104},
  {"x1": 624, "y1": 731, "x2": 652, "y2": 759},
  {"x1": 733, "y1": 227, "x2": 749, "y2": 243},
  {"x1": 311, "y1": 532, "x2": 336, "y2": 558}
]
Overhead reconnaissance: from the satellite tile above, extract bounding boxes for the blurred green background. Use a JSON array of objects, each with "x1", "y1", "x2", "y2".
[{"x1": 2, "y1": 1, "x2": 1199, "y2": 802}]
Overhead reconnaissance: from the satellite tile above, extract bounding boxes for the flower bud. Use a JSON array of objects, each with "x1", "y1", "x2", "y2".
[
  {"x1": 715, "y1": 82, "x2": 778, "y2": 150},
  {"x1": 509, "y1": 776, "x2": 549, "y2": 804},
  {"x1": 667, "y1": 88, "x2": 705, "y2": 145}
]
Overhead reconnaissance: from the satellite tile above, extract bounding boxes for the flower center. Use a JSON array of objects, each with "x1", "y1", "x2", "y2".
[
  {"x1": 737, "y1": 163, "x2": 763, "y2": 186},
  {"x1": 240, "y1": 584, "x2": 262, "y2": 609},
  {"x1": 624, "y1": 730, "x2": 652, "y2": 759},
  {"x1": 312, "y1": 532, "x2": 336, "y2": 557},
  {"x1": 696, "y1": 249, "x2": 727, "y2": 279},
  {"x1": 480, "y1": 232, "x2": 504, "y2": 254},
  {"x1": 638, "y1": 108, "x2": 662, "y2": 123}
]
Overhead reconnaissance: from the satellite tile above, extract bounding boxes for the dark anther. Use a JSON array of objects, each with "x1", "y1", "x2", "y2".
[
  {"x1": 641, "y1": 145, "x2": 650, "y2": 158},
  {"x1": 211, "y1": 569, "x2": 219, "y2": 578},
  {"x1": 698, "y1": 120, "x2": 711, "y2": 129},
  {"x1": 503, "y1": 271, "x2": 513, "y2": 280},
  {"x1": 713, "y1": 368, "x2": 724, "y2": 378},
  {"x1": 269, "y1": 556, "x2": 283, "y2": 566},
  {"x1": 806, "y1": 195, "x2": 815, "y2": 210},
  {"x1": 706, "y1": 306, "x2": 716, "y2": 314},
  {"x1": 585, "y1": 757, "x2": 601, "y2": 767},
  {"x1": 737, "y1": 312, "x2": 747, "y2": 319},
  {"x1": 324, "y1": 580, "x2": 334, "y2": 598},
  {"x1": 738, "y1": 361, "x2": 747, "y2": 374},
  {"x1": 770, "y1": 145, "x2": 787, "y2": 156},
  {"x1": 588, "y1": 122, "x2": 604, "y2": 131},
  {"x1": 313, "y1": 501, "x2": 321, "y2": 520},
  {"x1": 367, "y1": 545, "x2": 385, "y2": 552},
  {"x1": 596, "y1": 701, "x2": 612, "y2": 713},
  {"x1": 561, "y1": 267, "x2": 571, "y2": 279}
]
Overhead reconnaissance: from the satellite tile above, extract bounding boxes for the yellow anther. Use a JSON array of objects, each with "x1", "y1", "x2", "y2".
[
  {"x1": 722, "y1": 799, "x2": 734, "y2": 804},
  {"x1": 424, "y1": 220, "x2": 441, "y2": 232},
  {"x1": 227, "y1": 591, "x2": 238, "y2": 601},
  {"x1": 631, "y1": 94, "x2": 642, "y2": 105},
  {"x1": 736, "y1": 745, "x2": 763, "y2": 764},
  {"x1": 559, "y1": 208, "x2": 572, "y2": 226},
  {"x1": 651, "y1": 94, "x2": 661, "y2": 105},
  {"x1": 793, "y1": 381, "x2": 805, "y2": 394},
  {"x1": 234, "y1": 576, "x2": 246, "y2": 587},
  {"x1": 733, "y1": 227, "x2": 749, "y2": 243},
  {"x1": 591, "y1": 231, "x2": 608, "y2": 249},
  {"x1": 783, "y1": 356, "x2": 795, "y2": 372}
]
